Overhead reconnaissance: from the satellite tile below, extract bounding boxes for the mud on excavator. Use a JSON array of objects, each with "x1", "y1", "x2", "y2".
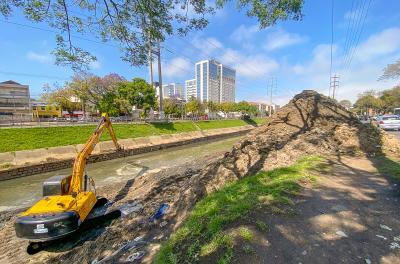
[{"x1": 14, "y1": 113, "x2": 121, "y2": 244}]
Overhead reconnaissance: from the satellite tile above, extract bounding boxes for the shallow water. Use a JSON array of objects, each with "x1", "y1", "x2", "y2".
[{"x1": 0, "y1": 136, "x2": 241, "y2": 212}]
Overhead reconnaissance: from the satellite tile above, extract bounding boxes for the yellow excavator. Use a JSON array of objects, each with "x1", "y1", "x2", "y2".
[{"x1": 15, "y1": 113, "x2": 121, "y2": 242}]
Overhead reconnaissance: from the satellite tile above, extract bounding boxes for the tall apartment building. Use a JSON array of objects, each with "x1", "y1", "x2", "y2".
[
  {"x1": 192, "y1": 59, "x2": 236, "y2": 103},
  {"x1": 160, "y1": 83, "x2": 184, "y2": 99},
  {"x1": 0, "y1": 80, "x2": 31, "y2": 120},
  {"x1": 185, "y1": 79, "x2": 197, "y2": 100}
]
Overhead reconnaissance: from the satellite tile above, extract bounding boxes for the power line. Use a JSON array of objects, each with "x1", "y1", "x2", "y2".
[
  {"x1": 342, "y1": 0, "x2": 368, "y2": 70},
  {"x1": 341, "y1": 0, "x2": 362, "y2": 69},
  {"x1": 344, "y1": 0, "x2": 373, "y2": 72},
  {"x1": 329, "y1": 0, "x2": 335, "y2": 97}
]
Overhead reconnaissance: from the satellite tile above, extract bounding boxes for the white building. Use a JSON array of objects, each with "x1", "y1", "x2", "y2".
[
  {"x1": 194, "y1": 59, "x2": 236, "y2": 103},
  {"x1": 185, "y1": 79, "x2": 197, "y2": 100},
  {"x1": 161, "y1": 83, "x2": 184, "y2": 99}
]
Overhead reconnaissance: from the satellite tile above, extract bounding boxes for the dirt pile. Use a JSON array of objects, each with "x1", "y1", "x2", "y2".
[
  {"x1": 194, "y1": 90, "x2": 400, "y2": 195},
  {"x1": 3, "y1": 90, "x2": 399, "y2": 264}
]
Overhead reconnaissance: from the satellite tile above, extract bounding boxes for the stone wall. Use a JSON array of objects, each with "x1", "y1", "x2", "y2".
[{"x1": 0, "y1": 125, "x2": 253, "y2": 181}]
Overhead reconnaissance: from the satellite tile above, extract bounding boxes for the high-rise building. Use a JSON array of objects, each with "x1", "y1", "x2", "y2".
[
  {"x1": 160, "y1": 83, "x2": 184, "y2": 99},
  {"x1": 0, "y1": 80, "x2": 31, "y2": 120},
  {"x1": 194, "y1": 59, "x2": 236, "y2": 103},
  {"x1": 185, "y1": 79, "x2": 197, "y2": 101}
]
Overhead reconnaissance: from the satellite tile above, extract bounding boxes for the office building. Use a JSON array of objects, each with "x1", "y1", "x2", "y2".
[
  {"x1": 162, "y1": 83, "x2": 184, "y2": 99},
  {"x1": 185, "y1": 79, "x2": 197, "y2": 100},
  {"x1": 0, "y1": 80, "x2": 31, "y2": 120},
  {"x1": 194, "y1": 59, "x2": 236, "y2": 103}
]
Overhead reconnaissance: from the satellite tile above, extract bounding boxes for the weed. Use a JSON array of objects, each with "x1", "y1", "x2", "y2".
[
  {"x1": 255, "y1": 220, "x2": 268, "y2": 231},
  {"x1": 238, "y1": 227, "x2": 253, "y2": 242}
]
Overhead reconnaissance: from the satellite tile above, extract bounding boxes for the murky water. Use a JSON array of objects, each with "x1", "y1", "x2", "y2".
[{"x1": 0, "y1": 136, "x2": 241, "y2": 212}]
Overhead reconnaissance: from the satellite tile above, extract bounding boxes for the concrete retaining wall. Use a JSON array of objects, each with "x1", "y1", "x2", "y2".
[{"x1": 0, "y1": 125, "x2": 254, "y2": 181}]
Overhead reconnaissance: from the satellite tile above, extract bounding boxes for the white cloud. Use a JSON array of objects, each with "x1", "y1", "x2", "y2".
[
  {"x1": 221, "y1": 48, "x2": 279, "y2": 79},
  {"x1": 354, "y1": 27, "x2": 400, "y2": 61},
  {"x1": 162, "y1": 57, "x2": 191, "y2": 78},
  {"x1": 230, "y1": 24, "x2": 259, "y2": 43},
  {"x1": 26, "y1": 51, "x2": 52, "y2": 63},
  {"x1": 89, "y1": 60, "x2": 101, "y2": 70},
  {"x1": 285, "y1": 27, "x2": 400, "y2": 104},
  {"x1": 264, "y1": 28, "x2": 307, "y2": 51},
  {"x1": 191, "y1": 37, "x2": 223, "y2": 56}
]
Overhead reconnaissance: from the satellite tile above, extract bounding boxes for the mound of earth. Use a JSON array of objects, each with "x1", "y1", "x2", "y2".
[{"x1": 1, "y1": 90, "x2": 399, "y2": 264}]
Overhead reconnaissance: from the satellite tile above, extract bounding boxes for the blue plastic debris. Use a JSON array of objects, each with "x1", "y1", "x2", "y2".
[{"x1": 149, "y1": 203, "x2": 169, "y2": 221}]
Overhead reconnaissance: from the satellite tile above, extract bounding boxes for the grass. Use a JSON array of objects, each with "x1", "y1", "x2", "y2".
[
  {"x1": 154, "y1": 156, "x2": 322, "y2": 264},
  {"x1": 0, "y1": 118, "x2": 267, "y2": 153},
  {"x1": 373, "y1": 156, "x2": 400, "y2": 180}
]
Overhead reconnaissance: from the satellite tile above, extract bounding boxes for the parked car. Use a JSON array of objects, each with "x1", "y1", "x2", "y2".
[{"x1": 377, "y1": 115, "x2": 400, "y2": 130}]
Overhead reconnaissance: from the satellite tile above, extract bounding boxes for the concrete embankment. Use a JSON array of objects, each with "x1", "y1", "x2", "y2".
[{"x1": 0, "y1": 125, "x2": 253, "y2": 180}]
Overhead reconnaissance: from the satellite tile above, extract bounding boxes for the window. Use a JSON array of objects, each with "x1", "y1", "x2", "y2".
[{"x1": 41, "y1": 106, "x2": 46, "y2": 111}]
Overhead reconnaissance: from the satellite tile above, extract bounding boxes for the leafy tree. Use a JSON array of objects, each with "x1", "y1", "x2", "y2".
[
  {"x1": 379, "y1": 86, "x2": 400, "y2": 113},
  {"x1": 220, "y1": 102, "x2": 236, "y2": 114},
  {"x1": 98, "y1": 91, "x2": 120, "y2": 116},
  {"x1": 186, "y1": 97, "x2": 204, "y2": 116},
  {"x1": 236, "y1": 101, "x2": 259, "y2": 115},
  {"x1": 379, "y1": 59, "x2": 400, "y2": 81},
  {"x1": 42, "y1": 85, "x2": 81, "y2": 115},
  {"x1": 338, "y1": 99, "x2": 352, "y2": 109},
  {"x1": 116, "y1": 78, "x2": 156, "y2": 115},
  {"x1": 0, "y1": 0, "x2": 304, "y2": 70},
  {"x1": 164, "y1": 98, "x2": 182, "y2": 117},
  {"x1": 68, "y1": 73, "x2": 126, "y2": 109},
  {"x1": 206, "y1": 101, "x2": 220, "y2": 113},
  {"x1": 354, "y1": 90, "x2": 383, "y2": 115}
]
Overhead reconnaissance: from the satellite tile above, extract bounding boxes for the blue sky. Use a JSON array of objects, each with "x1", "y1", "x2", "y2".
[{"x1": 1, "y1": 0, "x2": 399, "y2": 105}]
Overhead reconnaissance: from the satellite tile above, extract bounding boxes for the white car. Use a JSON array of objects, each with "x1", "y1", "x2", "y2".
[{"x1": 378, "y1": 115, "x2": 400, "y2": 130}]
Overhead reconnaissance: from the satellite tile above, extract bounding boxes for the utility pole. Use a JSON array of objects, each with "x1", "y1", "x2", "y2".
[
  {"x1": 148, "y1": 36, "x2": 153, "y2": 88},
  {"x1": 330, "y1": 75, "x2": 340, "y2": 99},
  {"x1": 156, "y1": 41, "x2": 164, "y2": 119},
  {"x1": 267, "y1": 77, "x2": 275, "y2": 117}
]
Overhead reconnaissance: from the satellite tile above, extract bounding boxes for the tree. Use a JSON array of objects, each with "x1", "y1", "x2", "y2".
[
  {"x1": 236, "y1": 101, "x2": 259, "y2": 115},
  {"x1": 379, "y1": 86, "x2": 400, "y2": 113},
  {"x1": 354, "y1": 90, "x2": 383, "y2": 115},
  {"x1": 206, "y1": 101, "x2": 220, "y2": 113},
  {"x1": 0, "y1": 1, "x2": 304, "y2": 70},
  {"x1": 220, "y1": 102, "x2": 236, "y2": 114},
  {"x1": 186, "y1": 97, "x2": 204, "y2": 116},
  {"x1": 42, "y1": 85, "x2": 81, "y2": 115},
  {"x1": 379, "y1": 59, "x2": 400, "y2": 81},
  {"x1": 116, "y1": 78, "x2": 156, "y2": 115},
  {"x1": 164, "y1": 98, "x2": 182, "y2": 117},
  {"x1": 68, "y1": 73, "x2": 126, "y2": 109},
  {"x1": 339, "y1": 100, "x2": 352, "y2": 109}
]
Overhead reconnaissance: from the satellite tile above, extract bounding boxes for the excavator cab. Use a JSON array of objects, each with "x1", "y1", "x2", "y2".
[{"x1": 14, "y1": 113, "x2": 120, "y2": 243}]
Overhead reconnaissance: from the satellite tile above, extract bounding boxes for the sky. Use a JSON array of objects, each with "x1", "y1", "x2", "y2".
[{"x1": 0, "y1": 0, "x2": 400, "y2": 106}]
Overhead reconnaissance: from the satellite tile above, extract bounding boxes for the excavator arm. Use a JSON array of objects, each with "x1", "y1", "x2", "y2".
[{"x1": 69, "y1": 113, "x2": 120, "y2": 195}]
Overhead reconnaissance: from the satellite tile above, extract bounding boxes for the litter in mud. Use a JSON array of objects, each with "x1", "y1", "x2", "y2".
[
  {"x1": 159, "y1": 221, "x2": 168, "y2": 228},
  {"x1": 335, "y1": 231, "x2": 348, "y2": 238},
  {"x1": 119, "y1": 201, "x2": 143, "y2": 217},
  {"x1": 149, "y1": 203, "x2": 169, "y2": 221},
  {"x1": 376, "y1": 235, "x2": 387, "y2": 240},
  {"x1": 126, "y1": 251, "x2": 145, "y2": 261},
  {"x1": 380, "y1": 224, "x2": 392, "y2": 231},
  {"x1": 91, "y1": 240, "x2": 147, "y2": 264},
  {"x1": 389, "y1": 242, "x2": 400, "y2": 250},
  {"x1": 365, "y1": 259, "x2": 371, "y2": 264}
]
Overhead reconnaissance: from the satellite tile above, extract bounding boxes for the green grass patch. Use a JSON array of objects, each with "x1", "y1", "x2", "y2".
[
  {"x1": 0, "y1": 119, "x2": 262, "y2": 153},
  {"x1": 373, "y1": 156, "x2": 400, "y2": 180},
  {"x1": 155, "y1": 156, "x2": 323, "y2": 264}
]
